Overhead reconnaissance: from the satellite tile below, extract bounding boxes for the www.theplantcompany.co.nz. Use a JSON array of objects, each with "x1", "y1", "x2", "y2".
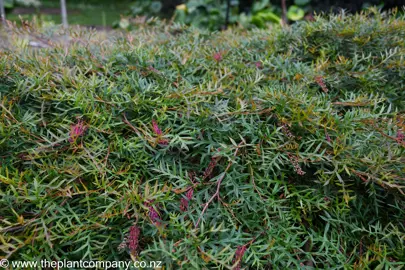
[{"x1": 0, "y1": 258, "x2": 162, "y2": 269}]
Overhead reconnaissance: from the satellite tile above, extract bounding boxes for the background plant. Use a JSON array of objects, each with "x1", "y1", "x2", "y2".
[
  {"x1": 119, "y1": 0, "x2": 404, "y2": 30},
  {"x1": 3, "y1": 0, "x2": 41, "y2": 11}
]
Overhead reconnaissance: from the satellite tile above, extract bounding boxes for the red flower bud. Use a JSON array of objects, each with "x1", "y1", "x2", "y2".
[
  {"x1": 152, "y1": 119, "x2": 162, "y2": 135},
  {"x1": 69, "y1": 119, "x2": 87, "y2": 143},
  {"x1": 213, "y1": 52, "x2": 222, "y2": 62},
  {"x1": 315, "y1": 76, "x2": 328, "y2": 93}
]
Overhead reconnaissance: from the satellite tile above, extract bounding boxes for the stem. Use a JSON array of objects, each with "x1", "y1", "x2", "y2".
[
  {"x1": 0, "y1": 0, "x2": 5, "y2": 22},
  {"x1": 281, "y1": 0, "x2": 287, "y2": 25},
  {"x1": 60, "y1": 0, "x2": 68, "y2": 28},
  {"x1": 224, "y1": 0, "x2": 231, "y2": 30},
  {"x1": 195, "y1": 141, "x2": 245, "y2": 228}
]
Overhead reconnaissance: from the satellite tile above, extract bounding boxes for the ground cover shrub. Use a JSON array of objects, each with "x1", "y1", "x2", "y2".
[{"x1": 1, "y1": 9, "x2": 405, "y2": 269}]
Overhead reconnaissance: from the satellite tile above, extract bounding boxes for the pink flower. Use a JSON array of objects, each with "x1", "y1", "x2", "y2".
[
  {"x1": 148, "y1": 66, "x2": 159, "y2": 73},
  {"x1": 152, "y1": 119, "x2": 169, "y2": 145},
  {"x1": 152, "y1": 119, "x2": 162, "y2": 135},
  {"x1": 148, "y1": 206, "x2": 160, "y2": 226},
  {"x1": 69, "y1": 119, "x2": 87, "y2": 143},
  {"x1": 397, "y1": 131, "x2": 404, "y2": 141},
  {"x1": 232, "y1": 245, "x2": 247, "y2": 270},
  {"x1": 203, "y1": 157, "x2": 218, "y2": 180},
  {"x1": 213, "y1": 52, "x2": 222, "y2": 62},
  {"x1": 157, "y1": 138, "x2": 169, "y2": 145},
  {"x1": 397, "y1": 131, "x2": 405, "y2": 146},
  {"x1": 315, "y1": 76, "x2": 328, "y2": 93},
  {"x1": 186, "y1": 187, "x2": 194, "y2": 200},
  {"x1": 255, "y1": 61, "x2": 263, "y2": 69},
  {"x1": 180, "y1": 198, "x2": 189, "y2": 212},
  {"x1": 180, "y1": 187, "x2": 194, "y2": 212},
  {"x1": 280, "y1": 123, "x2": 295, "y2": 139},
  {"x1": 128, "y1": 225, "x2": 140, "y2": 254},
  {"x1": 287, "y1": 152, "x2": 306, "y2": 175}
]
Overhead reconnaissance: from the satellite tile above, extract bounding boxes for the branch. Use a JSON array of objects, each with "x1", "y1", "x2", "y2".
[
  {"x1": 122, "y1": 113, "x2": 142, "y2": 137},
  {"x1": 195, "y1": 141, "x2": 245, "y2": 228}
]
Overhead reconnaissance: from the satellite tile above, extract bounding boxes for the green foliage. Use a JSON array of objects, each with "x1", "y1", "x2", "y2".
[
  {"x1": 123, "y1": 0, "x2": 403, "y2": 30},
  {"x1": 4, "y1": 0, "x2": 41, "y2": 10},
  {"x1": 173, "y1": 0, "x2": 232, "y2": 30},
  {"x1": 287, "y1": 5, "x2": 305, "y2": 21},
  {"x1": 129, "y1": 0, "x2": 163, "y2": 17},
  {"x1": 1, "y1": 11, "x2": 405, "y2": 269},
  {"x1": 248, "y1": 0, "x2": 281, "y2": 28}
]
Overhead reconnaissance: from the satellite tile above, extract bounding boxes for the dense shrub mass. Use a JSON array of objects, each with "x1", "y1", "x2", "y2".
[{"x1": 1, "y1": 10, "x2": 405, "y2": 269}]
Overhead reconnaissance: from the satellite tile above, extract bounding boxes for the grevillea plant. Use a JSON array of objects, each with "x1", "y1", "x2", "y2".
[{"x1": 0, "y1": 9, "x2": 405, "y2": 269}]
